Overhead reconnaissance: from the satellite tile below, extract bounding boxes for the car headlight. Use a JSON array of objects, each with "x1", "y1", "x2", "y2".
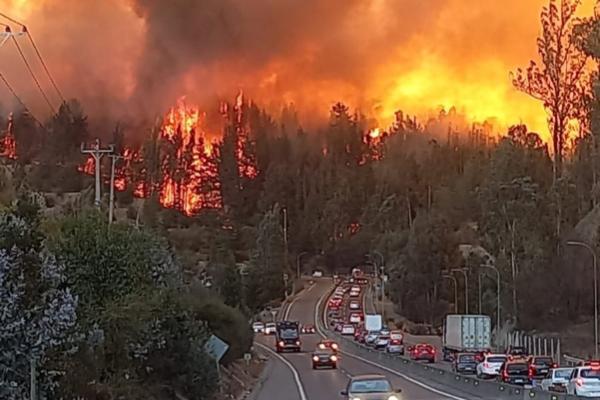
[
  {"x1": 332, "y1": 343, "x2": 338, "y2": 349},
  {"x1": 312, "y1": 356, "x2": 319, "y2": 362},
  {"x1": 319, "y1": 344, "x2": 325, "y2": 349},
  {"x1": 387, "y1": 396, "x2": 399, "y2": 400},
  {"x1": 278, "y1": 341, "x2": 285, "y2": 347},
  {"x1": 352, "y1": 398, "x2": 361, "y2": 400},
  {"x1": 330, "y1": 355, "x2": 338, "y2": 362}
]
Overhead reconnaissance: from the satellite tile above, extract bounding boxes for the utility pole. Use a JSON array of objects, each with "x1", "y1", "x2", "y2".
[
  {"x1": 108, "y1": 154, "x2": 123, "y2": 224},
  {"x1": 451, "y1": 268, "x2": 469, "y2": 314},
  {"x1": 282, "y1": 207, "x2": 288, "y2": 273},
  {"x1": 80, "y1": 138, "x2": 114, "y2": 208},
  {"x1": 30, "y1": 358, "x2": 37, "y2": 400},
  {"x1": 0, "y1": 26, "x2": 25, "y2": 48},
  {"x1": 442, "y1": 274, "x2": 459, "y2": 313}
]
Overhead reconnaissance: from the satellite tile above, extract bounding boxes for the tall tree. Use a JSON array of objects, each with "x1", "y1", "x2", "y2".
[{"x1": 512, "y1": 0, "x2": 589, "y2": 181}]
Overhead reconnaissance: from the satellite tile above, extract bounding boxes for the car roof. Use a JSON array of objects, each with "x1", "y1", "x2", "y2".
[
  {"x1": 313, "y1": 348, "x2": 334, "y2": 355},
  {"x1": 485, "y1": 353, "x2": 507, "y2": 357},
  {"x1": 351, "y1": 374, "x2": 387, "y2": 381}
]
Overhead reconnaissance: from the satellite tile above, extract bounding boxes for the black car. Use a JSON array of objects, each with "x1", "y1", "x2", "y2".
[
  {"x1": 452, "y1": 353, "x2": 478, "y2": 375},
  {"x1": 499, "y1": 361, "x2": 531, "y2": 385},
  {"x1": 506, "y1": 345, "x2": 528, "y2": 360},
  {"x1": 527, "y1": 356, "x2": 555, "y2": 379},
  {"x1": 312, "y1": 348, "x2": 338, "y2": 369}
]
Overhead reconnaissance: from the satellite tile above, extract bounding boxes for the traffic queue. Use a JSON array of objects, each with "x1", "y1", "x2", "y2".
[
  {"x1": 252, "y1": 269, "x2": 600, "y2": 398},
  {"x1": 324, "y1": 271, "x2": 600, "y2": 397}
]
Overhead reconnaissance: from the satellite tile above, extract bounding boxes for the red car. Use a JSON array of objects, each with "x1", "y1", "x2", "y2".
[{"x1": 409, "y1": 344, "x2": 436, "y2": 363}]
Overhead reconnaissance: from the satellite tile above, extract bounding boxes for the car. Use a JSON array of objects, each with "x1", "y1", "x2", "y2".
[
  {"x1": 275, "y1": 321, "x2": 301, "y2": 352},
  {"x1": 506, "y1": 345, "x2": 528, "y2": 360},
  {"x1": 365, "y1": 331, "x2": 380, "y2": 346},
  {"x1": 355, "y1": 329, "x2": 367, "y2": 343},
  {"x1": 252, "y1": 321, "x2": 265, "y2": 333},
  {"x1": 341, "y1": 324, "x2": 356, "y2": 335},
  {"x1": 340, "y1": 374, "x2": 401, "y2": 400},
  {"x1": 264, "y1": 322, "x2": 277, "y2": 335},
  {"x1": 301, "y1": 324, "x2": 316, "y2": 334},
  {"x1": 567, "y1": 365, "x2": 600, "y2": 397},
  {"x1": 374, "y1": 333, "x2": 391, "y2": 350},
  {"x1": 318, "y1": 339, "x2": 339, "y2": 353},
  {"x1": 349, "y1": 312, "x2": 363, "y2": 324},
  {"x1": 498, "y1": 360, "x2": 531, "y2": 385},
  {"x1": 380, "y1": 327, "x2": 391, "y2": 336},
  {"x1": 541, "y1": 367, "x2": 573, "y2": 392},
  {"x1": 386, "y1": 331, "x2": 404, "y2": 354},
  {"x1": 527, "y1": 356, "x2": 556, "y2": 379},
  {"x1": 312, "y1": 270, "x2": 323, "y2": 277},
  {"x1": 476, "y1": 353, "x2": 508, "y2": 378},
  {"x1": 349, "y1": 300, "x2": 361, "y2": 310},
  {"x1": 349, "y1": 290, "x2": 360, "y2": 298},
  {"x1": 409, "y1": 344, "x2": 436, "y2": 363},
  {"x1": 452, "y1": 353, "x2": 478, "y2": 374},
  {"x1": 312, "y1": 348, "x2": 338, "y2": 369}
]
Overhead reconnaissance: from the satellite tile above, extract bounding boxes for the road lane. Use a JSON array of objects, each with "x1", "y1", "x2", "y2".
[{"x1": 254, "y1": 277, "x2": 481, "y2": 400}]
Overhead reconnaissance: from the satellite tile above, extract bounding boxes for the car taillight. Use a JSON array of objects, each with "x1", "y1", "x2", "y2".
[
  {"x1": 528, "y1": 366, "x2": 534, "y2": 378},
  {"x1": 502, "y1": 370, "x2": 508, "y2": 380},
  {"x1": 312, "y1": 356, "x2": 319, "y2": 362},
  {"x1": 551, "y1": 363, "x2": 558, "y2": 368},
  {"x1": 576, "y1": 378, "x2": 584, "y2": 387},
  {"x1": 330, "y1": 355, "x2": 338, "y2": 362},
  {"x1": 278, "y1": 341, "x2": 285, "y2": 347}
]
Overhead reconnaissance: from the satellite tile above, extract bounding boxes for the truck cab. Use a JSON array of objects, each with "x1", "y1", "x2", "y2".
[{"x1": 275, "y1": 321, "x2": 301, "y2": 353}]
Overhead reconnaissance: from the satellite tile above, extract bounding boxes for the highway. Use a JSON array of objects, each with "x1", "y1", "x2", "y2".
[{"x1": 254, "y1": 279, "x2": 486, "y2": 400}]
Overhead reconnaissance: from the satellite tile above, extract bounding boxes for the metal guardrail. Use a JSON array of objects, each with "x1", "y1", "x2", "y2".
[{"x1": 562, "y1": 354, "x2": 585, "y2": 367}]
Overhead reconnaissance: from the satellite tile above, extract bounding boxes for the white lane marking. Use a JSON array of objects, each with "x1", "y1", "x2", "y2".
[
  {"x1": 314, "y1": 285, "x2": 468, "y2": 400},
  {"x1": 255, "y1": 342, "x2": 308, "y2": 400},
  {"x1": 284, "y1": 281, "x2": 315, "y2": 320}
]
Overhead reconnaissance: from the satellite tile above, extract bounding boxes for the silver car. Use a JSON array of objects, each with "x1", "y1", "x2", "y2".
[{"x1": 341, "y1": 374, "x2": 401, "y2": 400}]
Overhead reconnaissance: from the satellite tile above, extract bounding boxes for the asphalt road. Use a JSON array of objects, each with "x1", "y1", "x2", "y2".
[{"x1": 254, "y1": 279, "x2": 481, "y2": 400}]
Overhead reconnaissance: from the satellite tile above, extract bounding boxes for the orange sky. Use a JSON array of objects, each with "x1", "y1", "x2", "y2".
[{"x1": 0, "y1": 0, "x2": 596, "y2": 139}]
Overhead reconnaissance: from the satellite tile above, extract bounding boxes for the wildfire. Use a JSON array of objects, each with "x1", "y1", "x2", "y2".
[
  {"x1": 0, "y1": 113, "x2": 17, "y2": 160},
  {"x1": 76, "y1": 95, "x2": 261, "y2": 215}
]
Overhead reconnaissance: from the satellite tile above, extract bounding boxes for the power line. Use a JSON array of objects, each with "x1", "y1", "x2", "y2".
[
  {"x1": 0, "y1": 71, "x2": 44, "y2": 127},
  {"x1": 11, "y1": 35, "x2": 56, "y2": 114},
  {"x1": 24, "y1": 28, "x2": 66, "y2": 104},
  {"x1": 0, "y1": 12, "x2": 24, "y2": 27}
]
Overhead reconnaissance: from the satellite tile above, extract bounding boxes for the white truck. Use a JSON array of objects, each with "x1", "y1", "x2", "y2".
[{"x1": 442, "y1": 314, "x2": 491, "y2": 361}]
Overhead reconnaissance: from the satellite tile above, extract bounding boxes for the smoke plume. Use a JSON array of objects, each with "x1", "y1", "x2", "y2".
[{"x1": 0, "y1": 0, "x2": 596, "y2": 136}]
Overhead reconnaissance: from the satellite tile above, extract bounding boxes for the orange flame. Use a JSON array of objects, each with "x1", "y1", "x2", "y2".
[{"x1": 0, "y1": 113, "x2": 17, "y2": 160}]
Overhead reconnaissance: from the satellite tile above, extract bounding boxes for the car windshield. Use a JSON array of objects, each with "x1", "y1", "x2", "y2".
[
  {"x1": 253, "y1": 322, "x2": 263, "y2": 326},
  {"x1": 266, "y1": 323, "x2": 276, "y2": 327},
  {"x1": 459, "y1": 354, "x2": 476, "y2": 362},
  {"x1": 488, "y1": 356, "x2": 507, "y2": 363},
  {"x1": 280, "y1": 328, "x2": 298, "y2": 339},
  {"x1": 554, "y1": 369, "x2": 573, "y2": 379},
  {"x1": 350, "y1": 379, "x2": 392, "y2": 393},
  {"x1": 511, "y1": 348, "x2": 526, "y2": 355},
  {"x1": 507, "y1": 363, "x2": 529, "y2": 375},
  {"x1": 581, "y1": 369, "x2": 600, "y2": 379},
  {"x1": 534, "y1": 357, "x2": 553, "y2": 366}
]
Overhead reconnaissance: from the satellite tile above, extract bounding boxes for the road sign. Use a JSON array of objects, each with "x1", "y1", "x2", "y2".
[
  {"x1": 244, "y1": 352, "x2": 252, "y2": 365},
  {"x1": 270, "y1": 310, "x2": 277, "y2": 321},
  {"x1": 283, "y1": 273, "x2": 289, "y2": 281},
  {"x1": 204, "y1": 335, "x2": 229, "y2": 362}
]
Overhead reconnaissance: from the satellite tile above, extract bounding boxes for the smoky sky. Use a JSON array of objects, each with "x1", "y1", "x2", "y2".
[
  {"x1": 1, "y1": 0, "x2": 595, "y2": 134},
  {"x1": 129, "y1": 0, "x2": 447, "y2": 114}
]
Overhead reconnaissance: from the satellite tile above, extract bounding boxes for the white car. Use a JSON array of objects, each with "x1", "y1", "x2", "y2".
[
  {"x1": 476, "y1": 354, "x2": 507, "y2": 378},
  {"x1": 567, "y1": 366, "x2": 600, "y2": 397},
  {"x1": 541, "y1": 367, "x2": 573, "y2": 392},
  {"x1": 374, "y1": 335, "x2": 390, "y2": 350},
  {"x1": 252, "y1": 321, "x2": 265, "y2": 333},
  {"x1": 312, "y1": 270, "x2": 323, "y2": 278},
  {"x1": 349, "y1": 290, "x2": 360, "y2": 298},
  {"x1": 349, "y1": 300, "x2": 361, "y2": 310},
  {"x1": 264, "y1": 322, "x2": 277, "y2": 335},
  {"x1": 386, "y1": 331, "x2": 404, "y2": 354},
  {"x1": 341, "y1": 324, "x2": 356, "y2": 335},
  {"x1": 349, "y1": 313, "x2": 362, "y2": 324}
]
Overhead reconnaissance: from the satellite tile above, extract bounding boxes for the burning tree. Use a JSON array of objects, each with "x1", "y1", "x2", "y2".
[{"x1": 512, "y1": 0, "x2": 590, "y2": 182}]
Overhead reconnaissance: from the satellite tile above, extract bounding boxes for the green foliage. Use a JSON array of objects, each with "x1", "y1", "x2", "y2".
[{"x1": 45, "y1": 212, "x2": 179, "y2": 325}]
